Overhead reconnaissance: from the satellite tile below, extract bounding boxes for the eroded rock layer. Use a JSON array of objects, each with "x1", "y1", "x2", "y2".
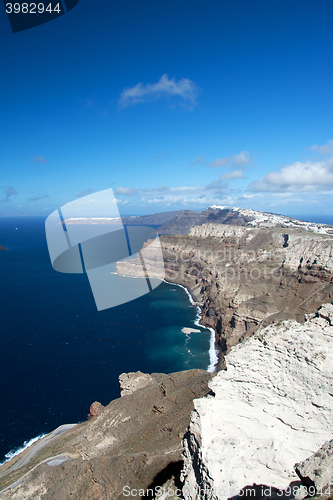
[
  {"x1": 117, "y1": 224, "x2": 333, "y2": 351},
  {"x1": 181, "y1": 304, "x2": 333, "y2": 500}
]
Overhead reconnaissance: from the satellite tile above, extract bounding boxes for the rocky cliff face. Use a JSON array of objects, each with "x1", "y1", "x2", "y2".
[
  {"x1": 0, "y1": 370, "x2": 212, "y2": 500},
  {"x1": 117, "y1": 223, "x2": 333, "y2": 352},
  {"x1": 158, "y1": 206, "x2": 333, "y2": 236},
  {"x1": 2, "y1": 213, "x2": 332, "y2": 499},
  {"x1": 63, "y1": 206, "x2": 333, "y2": 237},
  {"x1": 295, "y1": 438, "x2": 333, "y2": 493},
  {"x1": 180, "y1": 304, "x2": 333, "y2": 500}
]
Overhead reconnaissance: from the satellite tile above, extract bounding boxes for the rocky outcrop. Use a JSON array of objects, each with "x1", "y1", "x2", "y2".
[
  {"x1": 295, "y1": 439, "x2": 333, "y2": 494},
  {"x1": 0, "y1": 370, "x2": 213, "y2": 499},
  {"x1": 117, "y1": 224, "x2": 333, "y2": 351},
  {"x1": 2, "y1": 212, "x2": 333, "y2": 500},
  {"x1": 119, "y1": 371, "x2": 155, "y2": 397},
  {"x1": 87, "y1": 401, "x2": 105, "y2": 420},
  {"x1": 0, "y1": 245, "x2": 7, "y2": 251},
  {"x1": 180, "y1": 304, "x2": 333, "y2": 500}
]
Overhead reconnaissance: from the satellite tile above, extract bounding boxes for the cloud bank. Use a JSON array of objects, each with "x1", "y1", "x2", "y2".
[{"x1": 251, "y1": 156, "x2": 333, "y2": 193}]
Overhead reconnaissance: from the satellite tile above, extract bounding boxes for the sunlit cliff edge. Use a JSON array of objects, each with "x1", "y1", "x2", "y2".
[{"x1": 1, "y1": 208, "x2": 333, "y2": 499}]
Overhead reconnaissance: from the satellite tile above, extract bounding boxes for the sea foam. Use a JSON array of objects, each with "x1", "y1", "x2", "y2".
[
  {"x1": 0, "y1": 434, "x2": 46, "y2": 467},
  {"x1": 164, "y1": 280, "x2": 219, "y2": 373}
]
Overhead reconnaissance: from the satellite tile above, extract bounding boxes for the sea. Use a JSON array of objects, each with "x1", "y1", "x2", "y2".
[
  {"x1": 1, "y1": 213, "x2": 332, "y2": 465},
  {"x1": 0, "y1": 216, "x2": 217, "y2": 464}
]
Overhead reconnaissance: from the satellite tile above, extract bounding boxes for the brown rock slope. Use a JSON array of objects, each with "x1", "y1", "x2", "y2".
[
  {"x1": 0, "y1": 370, "x2": 213, "y2": 500},
  {"x1": 118, "y1": 224, "x2": 333, "y2": 352}
]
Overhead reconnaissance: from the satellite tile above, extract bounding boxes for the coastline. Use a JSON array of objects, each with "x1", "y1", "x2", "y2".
[
  {"x1": 162, "y1": 278, "x2": 220, "y2": 373},
  {"x1": 0, "y1": 434, "x2": 46, "y2": 468},
  {"x1": 111, "y1": 269, "x2": 221, "y2": 373}
]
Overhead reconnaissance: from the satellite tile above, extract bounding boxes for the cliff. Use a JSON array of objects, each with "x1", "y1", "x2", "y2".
[
  {"x1": 1, "y1": 212, "x2": 333, "y2": 499},
  {"x1": 0, "y1": 370, "x2": 212, "y2": 499},
  {"x1": 181, "y1": 303, "x2": 333, "y2": 499},
  {"x1": 1, "y1": 308, "x2": 332, "y2": 500},
  {"x1": 61, "y1": 206, "x2": 333, "y2": 237},
  {"x1": 117, "y1": 223, "x2": 333, "y2": 352},
  {"x1": 0, "y1": 245, "x2": 7, "y2": 251},
  {"x1": 158, "y1": 206, "x2": 333, "y2": 235}
]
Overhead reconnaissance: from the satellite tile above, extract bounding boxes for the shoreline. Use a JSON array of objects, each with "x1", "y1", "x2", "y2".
[
  {"x1": 162, "y1": 278, "x2": 220, "y2": 373},
  {"x1": 0, "y1": 273, "x2": 217, "y2": 466},
  {"x1": 111, "y1": 270, "x2": 221, "y2": 373},
  {"x1": 0, "y1": 434, "x2": 46, "y2": 468}
]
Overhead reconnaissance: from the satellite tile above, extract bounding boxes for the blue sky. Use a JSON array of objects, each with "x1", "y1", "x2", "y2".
[{"x1": 0, "y1": 0, "x2": 332, "y2": 217}]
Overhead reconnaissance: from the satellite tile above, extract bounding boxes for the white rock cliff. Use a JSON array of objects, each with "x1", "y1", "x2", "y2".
[{"x1": 181, "y1": 304, "x2": 333, "y2": 499}]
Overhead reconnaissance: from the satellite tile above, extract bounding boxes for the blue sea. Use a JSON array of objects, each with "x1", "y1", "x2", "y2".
[
  {"x1": 0, "y1": 217, "x2": 215, "y2": 463},
  {"x1": 287, "y1": 214, "x2": 333, "y2": 226}
]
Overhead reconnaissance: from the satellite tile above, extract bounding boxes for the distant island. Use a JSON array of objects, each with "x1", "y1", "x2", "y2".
[{"x1": 0, "y1": 245, "x2": 7, "y2": 251}]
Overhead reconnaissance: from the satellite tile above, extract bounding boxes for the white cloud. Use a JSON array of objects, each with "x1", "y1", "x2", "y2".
[
  {"x1": 208, "y1": 157, "x2": 229, "y2": 168},
  {"x1": 30, "y1": 156, "x2": 47, "y2": 164},
  {"x1": 219, "y1": 169, "x2": 244, "y2": 181},
  {"x1": 115, "y1": 187, "x2": 137, "y2": 196},
  {"x1": 170, "y1": 186, "x2": 200, "y2": 192},
  {"x1": 205, "y1": 179, "x2": 228, "y2": 191},
  {"x1": 309, "y1": 139, "x2": 333, "y2": 156},
  {"x1": 153, "y1": 151, "x2": 171, "y2": 160},
  {"x1": 251, "y1": 156, "x2": 333, "y2": 192},
  {"x1": 207, "y1": 151, "x2": 251, "y2": 169},
  {"x1": 191, "y1": 155, "x2": 205, "y2": 165},
  {"x1": 77, "y1": 188, "x2": 94, "y2": 198},
  {"x1": 118, "y1": 74, "x2": 200, "y2": 109},
  {"x1": 143, "y1": 193, "x2": 230, "y2": 207},
  {"x1": 241, "y1": 194, "x2": 262, "y2": 199},
  {"x1": 232, "y1": 150, "x2": 251, "y2": 166},
  {"x1": 140, "y1": 186, "x2": 170, "y2": 193}
]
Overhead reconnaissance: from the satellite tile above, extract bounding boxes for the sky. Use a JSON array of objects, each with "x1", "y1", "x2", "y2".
[{"x1": 0, "y1": 0, "x2": 332, "y2": 218}]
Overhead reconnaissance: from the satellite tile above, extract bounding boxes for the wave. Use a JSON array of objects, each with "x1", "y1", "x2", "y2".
[
  {"x1": 163, "y1": 280, "x2": 219, "y2": 373},
  {"x1": 0, "y1": 433, "x2": 46, "y2": 467},
  {"x1": 112, "y1": 270, "x2": 219, "y2": 373}
]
